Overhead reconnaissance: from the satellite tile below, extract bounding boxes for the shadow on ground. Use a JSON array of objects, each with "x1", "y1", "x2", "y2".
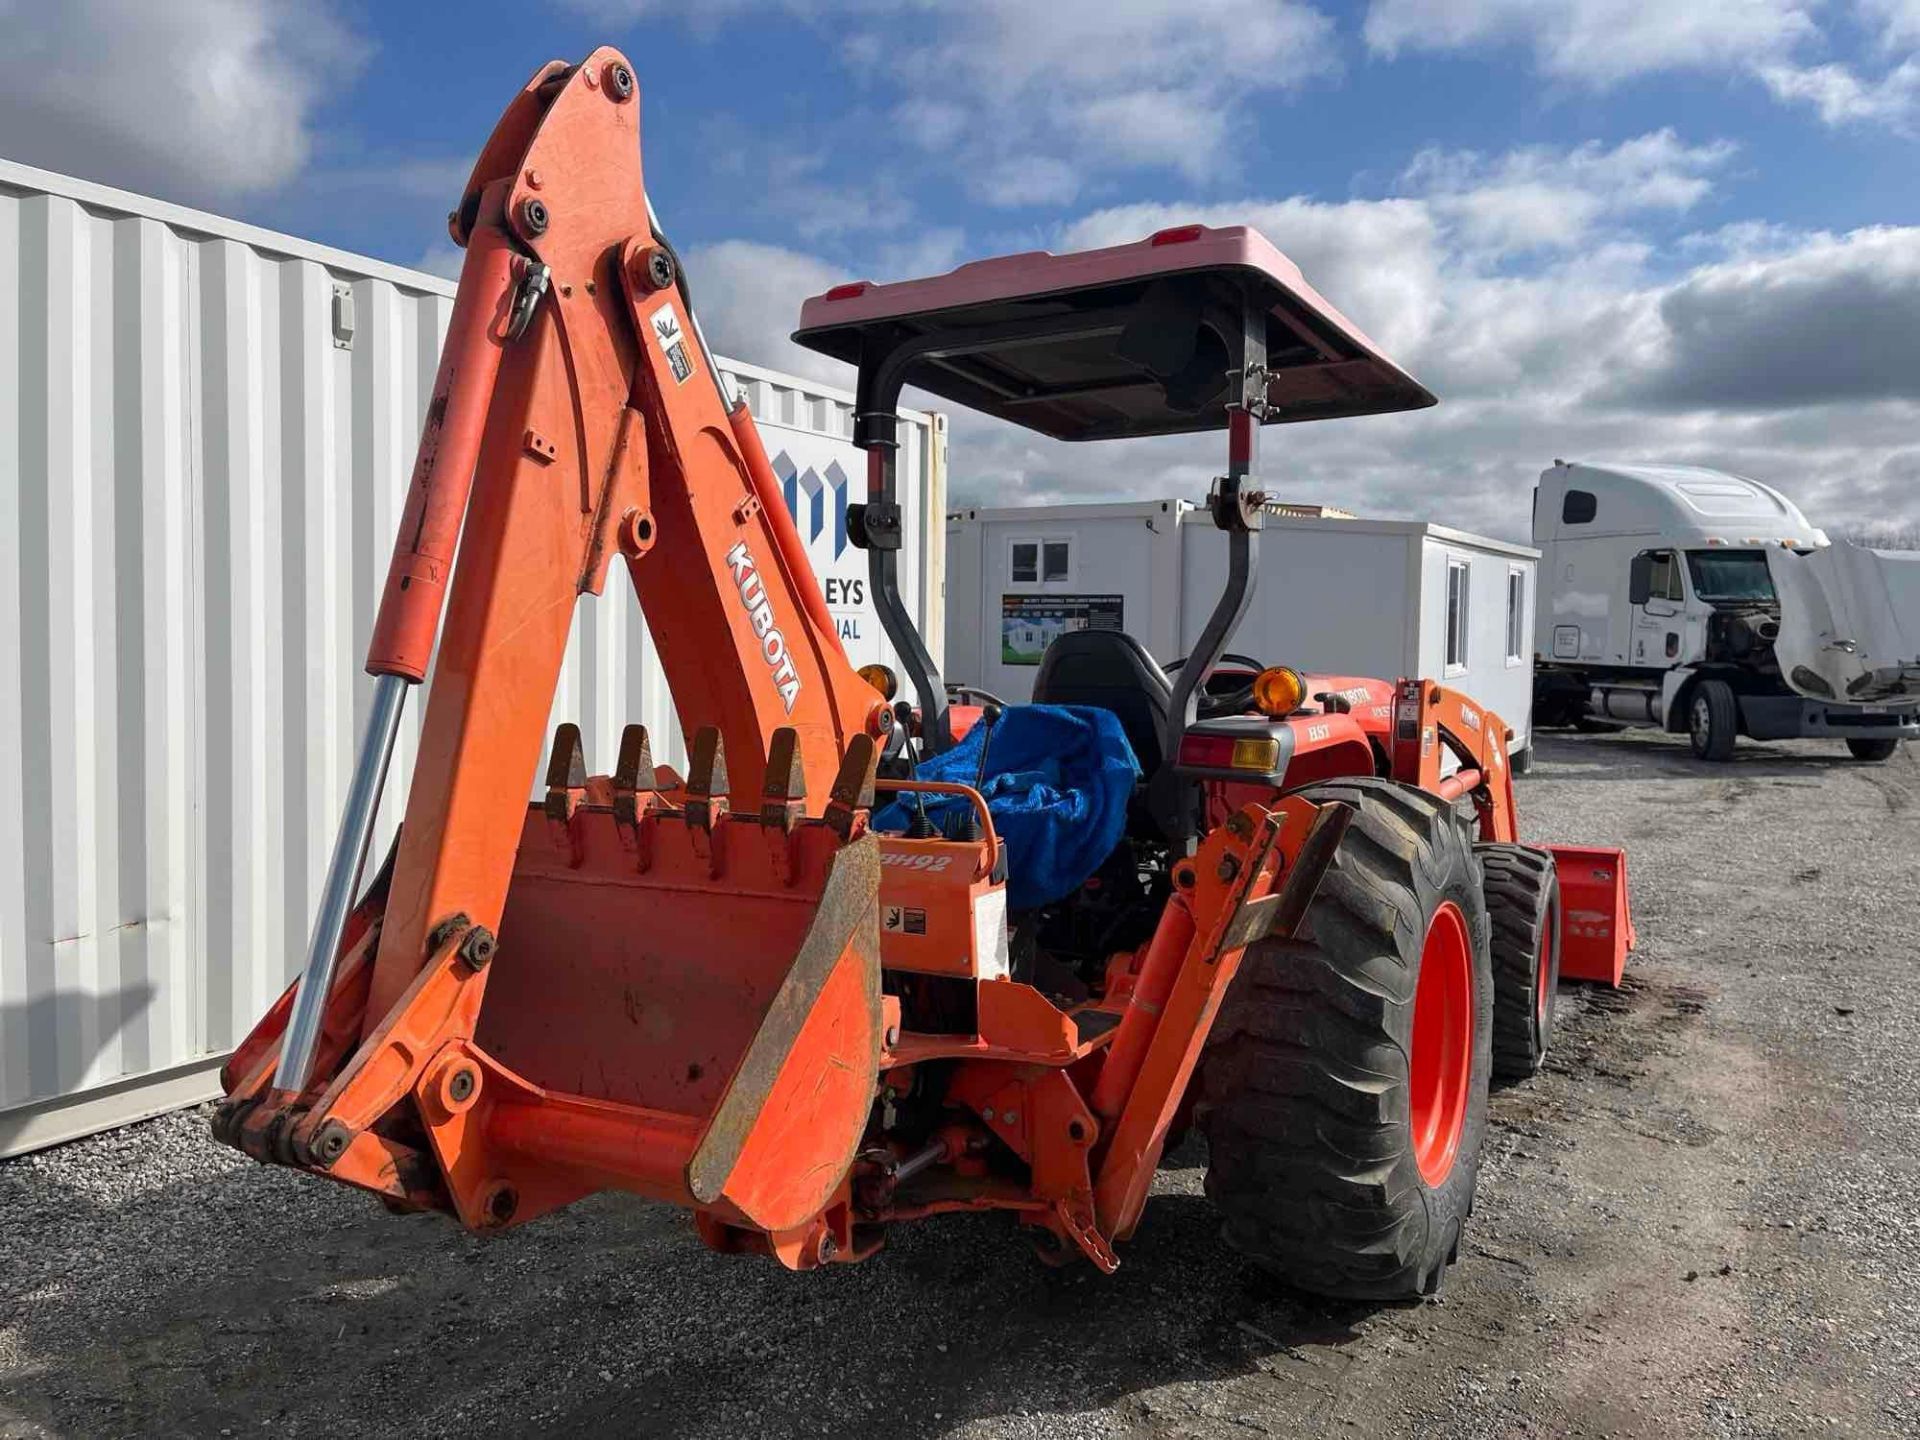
[
  {"x1": 0, "y1": 1123, "x2": 1395, "y2": 1438},
  {"x1": 1527, "y1": 730, "x2": 1897, "y2": 784}
]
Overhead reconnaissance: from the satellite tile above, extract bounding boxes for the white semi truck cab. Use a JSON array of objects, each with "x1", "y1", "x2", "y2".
[{"x1": 1531, "y1": 461, "x2": 1919, "y2": 761}]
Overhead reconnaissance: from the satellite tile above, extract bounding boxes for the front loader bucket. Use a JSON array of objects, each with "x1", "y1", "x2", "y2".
[
  {"x1": 218, "y1": 727, "x2": 885, "y2": 1247},
  {"x1": 1548, "y1": 845, "x2": 1635, "y2": 986}
]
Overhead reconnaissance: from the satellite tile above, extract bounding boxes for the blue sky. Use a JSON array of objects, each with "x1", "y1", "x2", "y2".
[
  {"x1": 269, "y1": 1, "x2": 1920, "y2": 268},
  {"x1": 4, "y1": 0, "x2": 1918, "y2": 538}
]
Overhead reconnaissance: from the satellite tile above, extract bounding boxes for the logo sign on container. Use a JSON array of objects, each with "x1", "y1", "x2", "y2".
[{"x1": 768, "y1": 435, "x2": 905, "y2": 668}]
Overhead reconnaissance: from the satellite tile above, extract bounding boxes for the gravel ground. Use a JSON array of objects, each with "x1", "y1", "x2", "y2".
[{"x1": 3, "y1": 730, "x2": 1916, "y2": 1439}]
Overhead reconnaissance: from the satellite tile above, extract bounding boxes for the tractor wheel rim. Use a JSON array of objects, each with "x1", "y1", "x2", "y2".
[
  {"x1": 1536, "y1": 895, "x2": 1557, "y2": 1024},
  {"x1": 1410, "y1": 900, "x2": 1474, "y2": 1187}
]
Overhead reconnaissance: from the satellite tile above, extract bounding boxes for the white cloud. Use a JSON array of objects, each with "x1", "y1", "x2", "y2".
[
  {"x1": 1363, "y1": 0, "x2": 1919, "y2": 132},
  {"x1": 1061, "y1": 197, "x2": 1444, "y2": 361},
  {"x1": 1621, "y1": 226, "x2": 1920, "y2": 409},
  {"x1": 570, "y1": 0, "x2": 1340, "y2": 184},
  {"x1": 874, "y1": 0, "x2": 1339, "y2": 202},
  {"x1": 1363, "y1": 0, "x2": 1818, "y2": 83},
  {"x1": 1756, "y1": 57, "x2": 1920, "y2": 129},
  {"x1": 944, "y1": 170, "x2": 1920, "y2": 539},
  {"x1": 1861, "y1": 0, "x2": 1920, "y2": 49},
  {"x1": 689, "y1": 114, "x2": 921, "y2": 243},
  {"x1": 1403, "y1": 131, "x2": 1736, "y2": 258},
  {"x1": 315, "y1": 157, "x2": 474, "y2": 202},
  {"x1": 414, "y1": 243, "x2": 465, "y2": 282},
  {"x1": 1064, "y1": 92, "x2": 1234, "y2": 182},
  {"x1": 893, "y1": 98, "x2": 970, "y2": 154},
  {"x1": 0, "y1": 0, "x2": 366, "y2": 202},
  {"x1": 681, "y1": 239, "x2": 856, "y2": 386},
  {"x1": 912, "y1": 0, "x2": 1336, "y2": 103},
  {"x1": 972, "y1": 157, "x2": 1084, "y2": 209},
  {"x1": 617, "y1": 2, "x2": 1334, "y2": 210}
]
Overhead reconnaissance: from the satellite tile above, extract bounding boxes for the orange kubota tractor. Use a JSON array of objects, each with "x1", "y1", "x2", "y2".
[{"x1": 213, "y1": 47, "x2": 1635, "y2": 1299}]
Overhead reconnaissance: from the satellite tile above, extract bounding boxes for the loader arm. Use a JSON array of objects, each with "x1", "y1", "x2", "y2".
[
  {"x1": 1389, "y1": 679, "x2": 1636, "y2": 983},
  {"x1": 1389, "y1": 678, "x2": 1519, "y2": 843}
]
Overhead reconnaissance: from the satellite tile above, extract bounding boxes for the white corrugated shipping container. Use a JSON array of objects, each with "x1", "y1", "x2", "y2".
[
  {"x1": 0, "y1": 160, "x2": 944, "y2": 1156},
  {"x1": 945, "y1": 498, "x2": 1536, "y2": 749}
]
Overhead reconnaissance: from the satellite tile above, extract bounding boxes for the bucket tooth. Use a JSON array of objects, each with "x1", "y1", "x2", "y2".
[
  {"x1": 543, "y1": 723, "x2": 589, "y2": 862},
  {"x1": 686, "y1": 726, "x2": 729, "y2": 872},
  {"x1": 612, "y1": 723, "x2": 658, "y2": 866},
  {"x1": 613, "y1": 724, "x2": 657, "y2": 795},
  {"x1": 761, "y1": 728, "x2": 807, "y2": 884},
  {"x1": 544, "y1": 722, "x2": 588, "y2": 794},
  {"x1": 823, "y1": 733, "x2": 879, "y2": 842},
  {"x1": 761, "y1": 728, "x2": 807, "y2": 829}
]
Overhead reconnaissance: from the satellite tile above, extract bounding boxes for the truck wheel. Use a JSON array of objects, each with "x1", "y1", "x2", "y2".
[
  {"x1": 1687, "y1": 680, "x2": 1738, "y2": 761},
  {"x1": 1475, "y1": 844, "x2": 1560, "y2": 1080},
  {"x1": 1846, "y1": 738, "x2": 1899, "y2": 762},
  {"x1": 1196, "y1": 778, "x2": 1493, "y2": 1300}
]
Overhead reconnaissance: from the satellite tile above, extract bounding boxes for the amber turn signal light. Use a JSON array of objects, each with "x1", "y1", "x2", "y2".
[
  {"x1": 1251, "y1": 665, "x2": 1306, "y2": 717},
  {"x1": 857, "y1": 662, "x2": 898, "y2": 700}
]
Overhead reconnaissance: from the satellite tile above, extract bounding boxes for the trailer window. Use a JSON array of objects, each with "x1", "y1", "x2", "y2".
[
  {"x1": 1562, "y1": 490, "x2": 1597, "y2": 525},
  {"x1": 1506, "y1": 568, "x2": 1527, "y2": 664},
  {"x1": 1009, "y1": 537, "x2": 1070, "y2": 585},
  {"x1": 1686, "y1": 549, "x2": 1775, "y2": 603},
  {"x1": 1009, "y1": 540, "x2": 1038, "y2": 583},
  {"x1": 1446, "y1": 558, "x2": 1471, "y2": 672}
]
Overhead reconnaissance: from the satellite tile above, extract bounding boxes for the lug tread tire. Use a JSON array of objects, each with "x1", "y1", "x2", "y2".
[
  {"x1": 1476, "y1": 843, "x2": 1560, "y2": 1080},
  {"x1": 1690, "y1": 679, "x2": 1738, "y2": 762},
  {"x1": 1196, "y1": 778, "x2": 1493, "y2": 1301},
  {"x1": 1846, "y1": 738, "x2": 1899, "y2": 762}
]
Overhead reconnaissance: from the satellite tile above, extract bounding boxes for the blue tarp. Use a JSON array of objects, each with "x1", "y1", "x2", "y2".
[{"x1": 874, "y1": 704, "x2": 1140, "y2": 910}]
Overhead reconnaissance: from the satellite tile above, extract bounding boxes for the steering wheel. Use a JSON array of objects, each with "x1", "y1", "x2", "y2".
[
  {"x1": 1162, "y1": 652, "x2": 1265, "y2": 675},
  {"x1": 946, "y1": 683, "x2": 1011, "y2": 709},
  {"x1": 1163, "y1": 652, "x2": 1267, "y2": 719}
]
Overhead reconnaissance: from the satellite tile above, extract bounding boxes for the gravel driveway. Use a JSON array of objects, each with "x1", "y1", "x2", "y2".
[{"x1": 3, "y1": 731, "x2": 1916, "y2": 1438}]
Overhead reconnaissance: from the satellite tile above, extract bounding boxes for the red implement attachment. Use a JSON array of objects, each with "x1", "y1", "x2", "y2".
[
  {"x1": 1547, "y1": 845, "x2": 1635, "y2": 986},
  {"x1": 1384, "y1": 678, "x2": 1635, "y2": 987}
]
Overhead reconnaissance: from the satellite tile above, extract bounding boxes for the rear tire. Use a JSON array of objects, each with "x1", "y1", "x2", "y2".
[
  {"x1": 1688, "y1": 679, "x2": 1738, "y2": 762},
  {"x1": 1196, "y1": 778, "x2": 1493, "y2": 1300},
  {"x1": 1477, "y1": 844, "x2": 1560, "y2": 1080},
  {"x1": 1846, "y1": 737, "x2": 1899, "y2": 762}
]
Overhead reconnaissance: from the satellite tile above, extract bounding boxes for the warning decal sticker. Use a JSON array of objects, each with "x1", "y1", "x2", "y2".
[
  {"x1": 649, "y1": 302, "x2": 694, "y2": 384},
  {"x1": 882, "y1": 905, "x2": 928, "y2": 936}
]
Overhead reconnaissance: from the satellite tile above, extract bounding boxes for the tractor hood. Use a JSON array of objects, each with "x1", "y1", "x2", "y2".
[{"x1": 1768, "y1": 542, "x2": 1920, "y2": 706}]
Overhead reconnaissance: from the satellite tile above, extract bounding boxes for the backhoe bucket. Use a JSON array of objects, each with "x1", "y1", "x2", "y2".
[
  {"x1": 474, "y1": 749, "x2": 884, "y2": 1232},
  {"x1": 217, "y1": 728, "x2": 885, "y2": 1246},
  {"x1": 1548, "y1": 845, "x2": 1635, "y2": 986}
]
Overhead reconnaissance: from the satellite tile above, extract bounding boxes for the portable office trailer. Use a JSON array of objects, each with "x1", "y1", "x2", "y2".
[
  {"x1": 0, "y1": 159, "x2": 943, "y2": 1155},
  {"x1": 946, "y1": 499, "x2": 1537, "y2": 751}
]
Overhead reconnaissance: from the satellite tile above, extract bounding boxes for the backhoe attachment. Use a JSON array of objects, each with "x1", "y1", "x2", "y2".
[{"x1": 215, "y1": 48, "x2": 888, "y2": 1260}]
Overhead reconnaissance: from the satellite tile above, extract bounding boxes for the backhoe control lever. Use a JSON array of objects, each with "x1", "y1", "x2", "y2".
[{"x1": 946, "y1": 705, "x2": 1002, "y2": 842}]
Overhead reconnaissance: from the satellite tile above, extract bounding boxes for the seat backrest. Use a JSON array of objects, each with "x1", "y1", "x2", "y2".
[{"x1": 1030, "y1": 629, "x2": 1171, "y2": 774}]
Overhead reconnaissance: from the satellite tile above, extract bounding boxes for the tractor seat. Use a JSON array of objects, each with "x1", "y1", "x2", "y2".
[{"x1": 1030, "y1": 629, "x2": 1170, "y2": 775}]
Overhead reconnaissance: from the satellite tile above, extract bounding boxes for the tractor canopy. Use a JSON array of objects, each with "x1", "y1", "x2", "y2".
[{"x1": 792, "y1": 224, "x2": 1435, "y2": 441}]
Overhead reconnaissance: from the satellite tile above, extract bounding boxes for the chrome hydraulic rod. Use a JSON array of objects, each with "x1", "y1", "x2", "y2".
[{"x1": 277, "y1": 673, "x2": 408, "y2": 1093}]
